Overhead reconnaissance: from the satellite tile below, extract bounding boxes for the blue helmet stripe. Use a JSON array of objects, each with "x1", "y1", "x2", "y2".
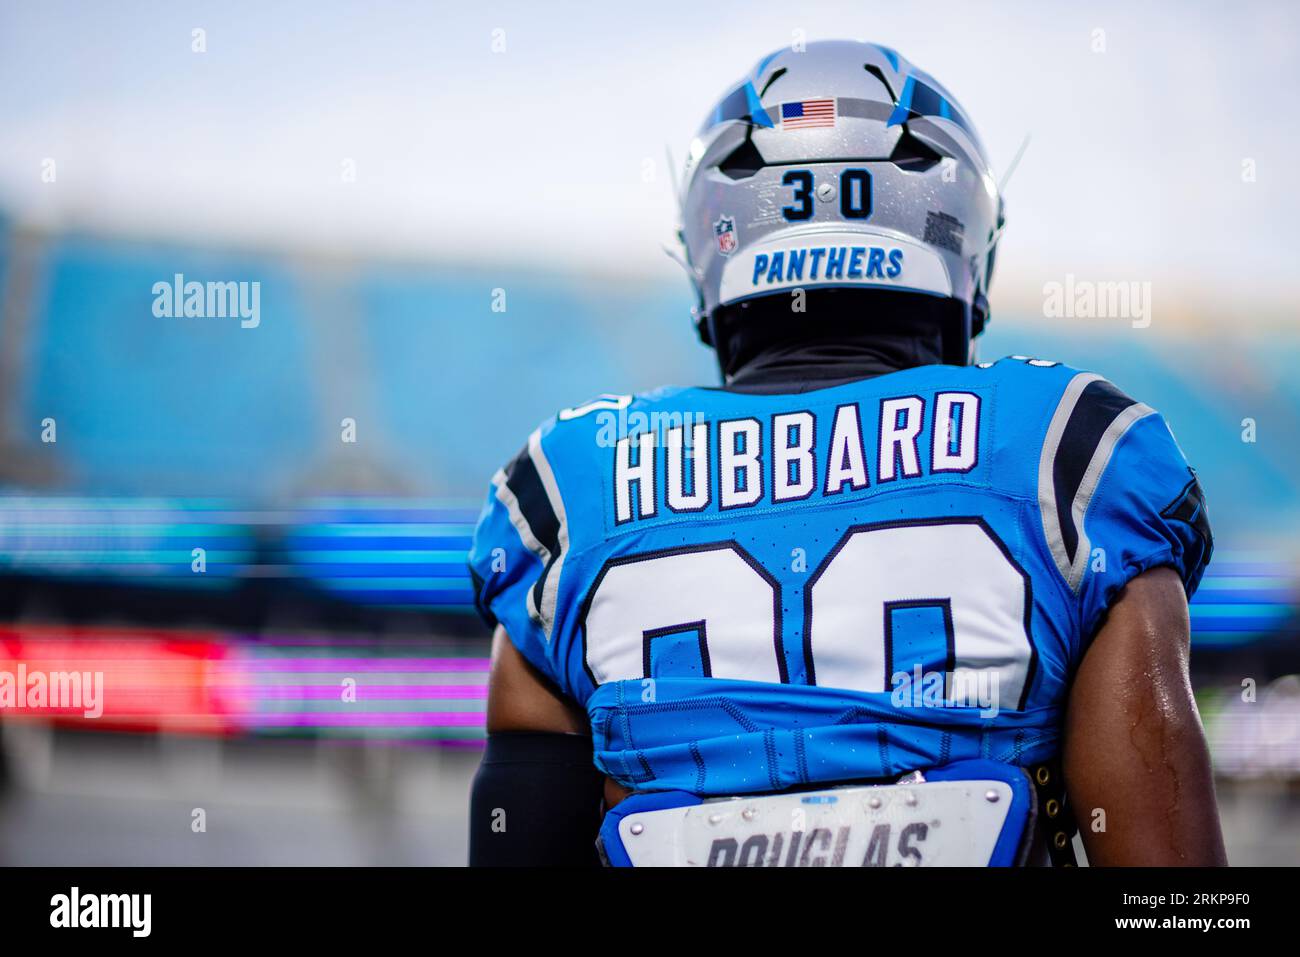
[
  {"x1": 887, "y1": 74, "x2": 975, "y2": 139},
  {"x1": 887, "y1": 75, "x2": 916, "y2": 127},
  {"x1": 704, "y1": 80, "x2": 775, "y2": 131},
  {"x1": 872, "y1": 44, "x2": 900, "y2": 72}
]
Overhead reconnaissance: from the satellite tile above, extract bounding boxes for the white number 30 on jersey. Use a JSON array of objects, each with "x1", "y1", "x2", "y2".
[{"x1": 582, "y1": 518, "x2": 1036, "y2": 712}]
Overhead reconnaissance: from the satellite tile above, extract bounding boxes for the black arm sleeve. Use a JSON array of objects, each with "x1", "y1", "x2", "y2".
[{"x1": 468, "y1": 731, "x2": 605, "y2": 867}]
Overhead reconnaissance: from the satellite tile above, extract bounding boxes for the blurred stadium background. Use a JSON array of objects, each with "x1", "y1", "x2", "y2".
[{"x1": 0, "y1": 1, "x2": 1297, "y2": 864}]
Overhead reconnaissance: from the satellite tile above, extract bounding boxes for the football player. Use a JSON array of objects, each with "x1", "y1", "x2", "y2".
[{"x1": 467, "y1": 40, "x2": 1226, "y2": 866}]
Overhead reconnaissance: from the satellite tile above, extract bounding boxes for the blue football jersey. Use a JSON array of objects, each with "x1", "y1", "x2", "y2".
[{"x1": 468, "y1": 357, "x2": 1212, "y2": 796}]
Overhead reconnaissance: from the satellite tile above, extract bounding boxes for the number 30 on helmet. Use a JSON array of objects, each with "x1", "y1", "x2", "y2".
[{"x1": 676, "y1": 40, "x2": 1006, "y2": 366}]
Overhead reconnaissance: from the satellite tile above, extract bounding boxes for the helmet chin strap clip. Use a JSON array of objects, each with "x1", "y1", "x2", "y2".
[
  {"x1": 694, "y1": 307, "x2": 714, "y2": 347},
  {"x1": 970, "y1": 291, "x2": 990, "y2": 340}
]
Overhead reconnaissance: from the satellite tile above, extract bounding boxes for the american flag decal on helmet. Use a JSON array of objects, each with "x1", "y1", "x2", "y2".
[{"x1": 780, "y1": 98, "x2": 836, "y2": 130}]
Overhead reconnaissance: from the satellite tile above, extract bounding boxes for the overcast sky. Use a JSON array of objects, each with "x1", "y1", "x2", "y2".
[{"x1": 1, "y1": 0, "x2": 1296, "y2": 315}]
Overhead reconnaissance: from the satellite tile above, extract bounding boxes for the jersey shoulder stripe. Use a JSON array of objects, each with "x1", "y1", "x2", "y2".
[
  {"x1": 497, "y1": 438, "x2": 560, "y2": 557},
  {"x1": 490, "y1": 427, "x2": 570, "y2": 634},
  {"x1": 1038, "y1": 373, "x2": 1155, "y2": 590}
]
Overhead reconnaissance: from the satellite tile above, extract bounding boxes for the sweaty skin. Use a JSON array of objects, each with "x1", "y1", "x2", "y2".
[
  {"x1": 1063, "y1": 566, "x2": 1227, "y2": 865},
  {"x1": 485, "y1": 566, "x2": 1227, "y2": 863}
]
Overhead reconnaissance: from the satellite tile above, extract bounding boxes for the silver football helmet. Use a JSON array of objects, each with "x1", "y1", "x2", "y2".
[{"x1": 677, "y1": 40, "x2": 1004, "y2": 366}]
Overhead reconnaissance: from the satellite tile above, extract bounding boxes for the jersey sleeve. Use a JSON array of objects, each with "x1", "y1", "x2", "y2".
[
  {"x1": 467, "y1": 429, "x2": 568, "y2": 688},
  {"x1": 1038, "y1": 374, "x2": 1213, "y2": 641}
]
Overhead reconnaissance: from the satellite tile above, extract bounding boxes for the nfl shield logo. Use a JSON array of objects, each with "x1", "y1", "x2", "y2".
[{"x1": 714, "y1": 216, "x2": 737, "y2": 256}]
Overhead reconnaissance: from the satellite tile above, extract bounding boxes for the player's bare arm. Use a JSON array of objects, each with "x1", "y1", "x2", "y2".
[
  {"x1": 485, "y1": 625, "x2": 587, "y2": 735},
  {"x1": 1065, "y1": 567, "x2": 1227, "y2": 866}
]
